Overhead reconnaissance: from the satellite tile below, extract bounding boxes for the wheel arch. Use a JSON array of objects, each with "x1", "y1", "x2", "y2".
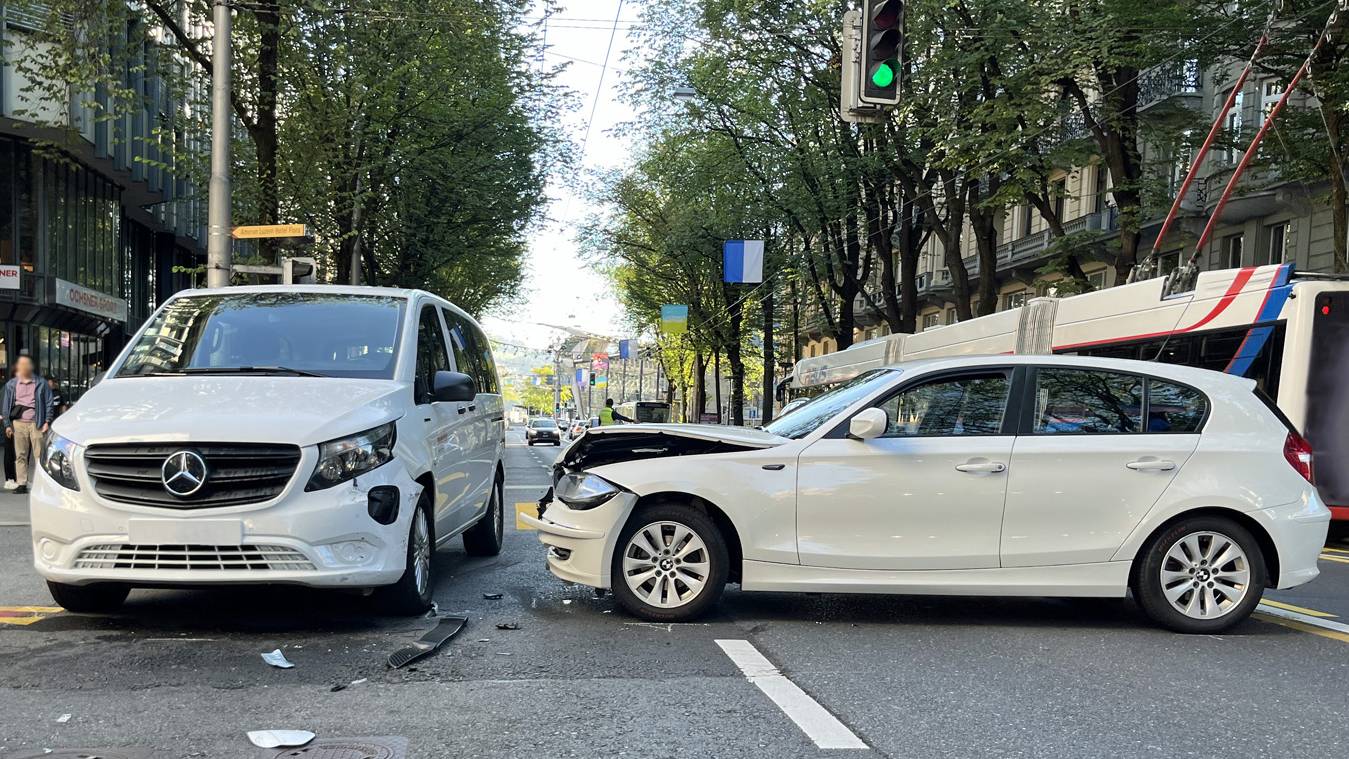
[
  {"x1": 412, "y1": 471, "x2": 437, "y2": 547},
  {"x1": 1128, "y1": 507, "x2": 1280, "y2": 589},
  {"x1": 629, "y1": 491, "x2": 744, "y2": 584}
]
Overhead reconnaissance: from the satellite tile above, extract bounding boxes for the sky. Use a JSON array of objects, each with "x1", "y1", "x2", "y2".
[{"x1": 481, "y1": 2, "x2": 644, "y2": 356}]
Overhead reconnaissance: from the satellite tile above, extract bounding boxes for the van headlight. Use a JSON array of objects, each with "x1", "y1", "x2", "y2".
[
  {"x1": 306, "y1": 422, "x2": 396, "y2": 491},
  {"x1": 554, "y1": 472, "x2": 622, "y2": 510},
  {"x1": 40, "y1": 432, "x2": 80, "y2": 491}
]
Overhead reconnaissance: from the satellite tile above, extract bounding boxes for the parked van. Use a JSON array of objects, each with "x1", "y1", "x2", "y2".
[{"x1": 30, "y1": 286, "x2": 505, "y2": 614}]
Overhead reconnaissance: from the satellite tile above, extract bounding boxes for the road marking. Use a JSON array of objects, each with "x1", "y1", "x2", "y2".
[
  {"x1": 1320, "y1": 544, "x2": 1349, "y2": 554},
  {"x1": 1259, "y1": 598, "x2": 1337, "y2": 618},
  {"x1": 715, "y1": 639, "x2": 868, "y2": 750},
  {"x1": 1319, "y1": 553, "x2": 1349, "y2": 565},
  {"x1": 515, "y1": 502, "x2": 538, "y2": 531},
  {"x1": 1256, "y1": 603, "x2": 1349, "y2": 644},
  {"x1": 504, "y1": 485, "x2": 546, "y2": 491},
  {"x1": 0, "y1": 606, "x2": 62, "y2": 626}
]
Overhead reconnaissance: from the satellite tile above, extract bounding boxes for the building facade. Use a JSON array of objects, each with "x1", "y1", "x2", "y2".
[{"x1": 0, "y1": 2, "x2": 205, "y2": 400}]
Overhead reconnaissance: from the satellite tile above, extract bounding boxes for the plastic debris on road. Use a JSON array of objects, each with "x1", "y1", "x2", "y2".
[
  {"x1": 387, "y1": 616, "x2": 467, "y2": 669},
  {"x1": 246, "y1": 730, "x2": 315, "y2": 748},
  {"x1": 482, "y1": 592, "x2": 503, "y2": 600},
  {"x1": 495, "y1": 622, "x2": 520, "y2": 630},
  {"x1": 55, "y1": 713, "x2": 71, "y2": 723},
  {"x1": 261, "y1": 649, "x2": 295, "y2": 669}
]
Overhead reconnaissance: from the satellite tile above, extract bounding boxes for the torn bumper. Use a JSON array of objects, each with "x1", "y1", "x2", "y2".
[{"x1": 520, "y1": 491, "x2": 638, "y2": 589}]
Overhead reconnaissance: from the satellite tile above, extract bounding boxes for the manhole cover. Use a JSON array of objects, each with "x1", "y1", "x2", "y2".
[
  {"x1": 266, "y1": 737, "x2": 406, "y2": 759},
  {"x1": 7, "y1": 751, "x2": 153, "y2": 759}
]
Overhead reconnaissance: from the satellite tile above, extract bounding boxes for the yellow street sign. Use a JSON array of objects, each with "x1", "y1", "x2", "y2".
[{"x1": 232, "y1": 223, "x2": 307, "y2": 239}]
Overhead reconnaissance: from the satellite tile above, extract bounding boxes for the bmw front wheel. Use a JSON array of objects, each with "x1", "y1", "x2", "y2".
[{"x1": 610, "y1": 504, "x2": 728, "y2": 622}]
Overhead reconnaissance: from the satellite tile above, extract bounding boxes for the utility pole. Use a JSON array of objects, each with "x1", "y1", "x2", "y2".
[
  {"x1": 552, "y1": 342, "x2": 562, "y2": 418},
  {"x1": 206, "y1": 0, "x2": 233, "y2": 288}
]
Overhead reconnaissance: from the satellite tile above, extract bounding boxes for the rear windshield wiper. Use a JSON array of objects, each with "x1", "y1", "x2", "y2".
[{"x1": 180, "y1": 366, "x2": 329, "y2": 378}]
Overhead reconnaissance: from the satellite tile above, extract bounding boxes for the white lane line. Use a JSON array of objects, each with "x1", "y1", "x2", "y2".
[
  {"x1": 504, "y1": 485, "x2": 546, "y2": 491},
  {"x1": 715, "y1": 639, "x2": 868, "y2": 750},
  {"x1": 1256, "y1": 603, "x2": 1349, "y2": 635}
]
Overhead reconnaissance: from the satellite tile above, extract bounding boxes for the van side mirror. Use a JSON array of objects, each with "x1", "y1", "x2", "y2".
[
  {"x1": 433, "y1": 370, "x2": 476, "y2": 403},
  {"x1": 849, "y1": 407, "x2": 889, "y2": 440}
]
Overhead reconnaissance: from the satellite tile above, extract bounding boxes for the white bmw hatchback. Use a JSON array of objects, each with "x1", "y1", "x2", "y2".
[{"x1": 524, "y1": 355, "x2": 1330, "y2": 633}]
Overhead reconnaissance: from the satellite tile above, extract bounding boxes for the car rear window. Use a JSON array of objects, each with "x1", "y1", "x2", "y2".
[{"x1": 1146, "y1": 380, "x2": 1208, "y2": 433}]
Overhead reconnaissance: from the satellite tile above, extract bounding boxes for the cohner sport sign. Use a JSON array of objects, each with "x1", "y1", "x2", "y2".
[
  {"x1": 0, "y1": 264, "x2": 20, "y2": 290},
  {"x1": 54, "y1": 278, "x2": 129, "y2": 323}
]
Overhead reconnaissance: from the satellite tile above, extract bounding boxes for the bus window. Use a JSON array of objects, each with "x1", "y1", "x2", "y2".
[{"x1": 1306, "y1": 293, "x2": 1349, "y2": 507}]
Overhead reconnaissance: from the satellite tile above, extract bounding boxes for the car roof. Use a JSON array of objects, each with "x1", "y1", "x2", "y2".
[{"x1": 890, "y1": 353, "x2": 1254, "y2": 391}]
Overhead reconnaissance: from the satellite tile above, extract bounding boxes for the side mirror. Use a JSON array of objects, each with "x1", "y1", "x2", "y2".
[
  {"x1": 432, "y1": 370, "x2": 476, "y2": 403},
  {"x1": 848, "y1": 407, "x2": 889, "y2": 440}
]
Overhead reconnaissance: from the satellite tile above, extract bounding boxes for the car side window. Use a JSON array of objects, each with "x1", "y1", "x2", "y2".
[
  {"x1": 875, "y1": 373, "x2": 1010, "y2": 437},
  {"x1": 439, "y1": 308, "x2": 475, "y2": 379},
  {"x1": 1033, "y1": 368, "x2": 1142, "y2": 434},
  {"x1": 414, "y1": 305, "x2": 451, "y2": 404},
  {"x1": 472, "y1": 325, "x2": 501, "y2": 395},
  {"x1": 445, "y1": 311, "x2": 492, "y2": 395},
  {"x1": 1146, "y1": 379, "x2": 1208, "y2": 433}
]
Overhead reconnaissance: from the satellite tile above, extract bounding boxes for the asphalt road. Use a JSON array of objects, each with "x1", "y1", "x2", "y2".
[{"x1": 1, "y1": 427, "x2": 1347, "y2": 758}]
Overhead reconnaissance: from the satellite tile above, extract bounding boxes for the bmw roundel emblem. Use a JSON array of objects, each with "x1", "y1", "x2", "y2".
[{"x1": 161, "y1": 450, "x2": 208, "y2": 497}]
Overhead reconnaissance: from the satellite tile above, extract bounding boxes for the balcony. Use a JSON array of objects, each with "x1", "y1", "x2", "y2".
[
  {"x1": 1138, "y1": 61, "x2": 1202, "y2": 112},
  {"x1": 994, "y1": 209, "x2": 1119, "y2": 272}
]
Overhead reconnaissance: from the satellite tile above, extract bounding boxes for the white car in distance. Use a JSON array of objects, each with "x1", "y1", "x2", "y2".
[{"x1": 523, "y1": 355, "x2": 1330, "y2": 633}]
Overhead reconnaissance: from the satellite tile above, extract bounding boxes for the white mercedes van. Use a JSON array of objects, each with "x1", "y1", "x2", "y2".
[{"x1": 30, "y1": 285, "x2": 505, "y2": 614}]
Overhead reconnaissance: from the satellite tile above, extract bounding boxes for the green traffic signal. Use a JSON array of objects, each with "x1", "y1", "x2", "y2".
[{"x1": 871, "y1": 62, "x2": 896, "y2": 88}]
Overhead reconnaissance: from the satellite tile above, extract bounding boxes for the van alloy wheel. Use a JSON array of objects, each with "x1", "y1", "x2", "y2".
[
  {"x1": 412, "y1": 508, "x2": 432, "y2": 598},
  {"x1": 1160, "y1": 530, "x2": 1250, "y2": 620},
  {"x1": 621, "y1": 521, "x2": 711, "y2": 609}
]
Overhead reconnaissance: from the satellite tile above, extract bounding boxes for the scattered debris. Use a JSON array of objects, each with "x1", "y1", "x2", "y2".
[
  {"x1": 495, "y1": 622, "x2": 520, "y2": 630},
  {"x1": 261, "y1": 649, "x2": 295, "y2": 669},
  {"x1": 477, "y1": 638, "x2": 491, "y2": 643},
  {"x1": 246, "y1": 730, "x2": 315, "y2": 749},
  {"x1": 482, "y1": 592, "x2": 503, "y2": 600},
  {"x1": 387, "y1": 616, "x2": 467, "y2": 669},
  {"x1": 55, "y1": 714, "x2": 71, "y2": 724},
  {"x1": 562, "y1": 599, "x2": 573, "y2": 605},
  {"x1": 329, "y1": 678, "x2": 368, "y2": 693}
]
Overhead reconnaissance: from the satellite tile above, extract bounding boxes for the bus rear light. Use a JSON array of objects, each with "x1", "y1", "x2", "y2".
[{"x1": 1283, "y1": 431, "x2": 1314, "y2": 484}]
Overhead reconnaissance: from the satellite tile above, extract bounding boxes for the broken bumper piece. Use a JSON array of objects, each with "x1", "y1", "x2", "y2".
[{"x1": 520, "y1": 491, "x2": 638, "y2": 589}]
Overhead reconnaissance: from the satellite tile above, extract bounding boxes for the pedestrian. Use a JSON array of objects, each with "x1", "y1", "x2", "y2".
[
  {"x1": 47, "y1": 377, "x2": 66, "y2": 418},
  {"x1": 596, "y1": 398, "x2": 634, "y2": 426},
  {"x1": 2, "y1": 355, "x2": 55, "y2": 495}
]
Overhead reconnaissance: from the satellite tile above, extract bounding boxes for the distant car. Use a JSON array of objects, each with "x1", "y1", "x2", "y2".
[
  {"x1": 524, "y1": 354, "x2": 1330, "y2": 633},
  {"x1": 526, "y1": 417, "x2": 561, "y2": 446},
  {"x1": 568, "y1": 420, "x2": 589, "y2": 440}
]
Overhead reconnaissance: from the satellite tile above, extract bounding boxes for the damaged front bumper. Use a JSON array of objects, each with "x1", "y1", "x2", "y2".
[{"x1": 520, "y1": 490, "x2": 639, "y2": 589}]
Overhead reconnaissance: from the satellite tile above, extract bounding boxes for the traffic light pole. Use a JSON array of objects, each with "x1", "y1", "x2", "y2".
[{"x1": 206, "y1": 0, "x2": 233, "y2": 289}]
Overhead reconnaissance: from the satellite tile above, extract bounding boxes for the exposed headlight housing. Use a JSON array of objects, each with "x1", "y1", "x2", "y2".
[
  {"x1": 554, "y1": 471, "x2": 622, "y2": 510},
  {"x1": 40, "y1": 431, "x2": 80, "y2": 491},
  {"x1": 306, "y1": 422, "x2": 396, "y2": 491}
]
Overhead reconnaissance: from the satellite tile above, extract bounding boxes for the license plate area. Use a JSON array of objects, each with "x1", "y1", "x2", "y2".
[{"x1": 127, "y1": 519, "x2": 243, "y2": 545}]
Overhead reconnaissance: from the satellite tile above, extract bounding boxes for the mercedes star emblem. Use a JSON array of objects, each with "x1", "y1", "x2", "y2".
[{"x1": 161, "y1": 450, "x2": 208, "y2": 497}]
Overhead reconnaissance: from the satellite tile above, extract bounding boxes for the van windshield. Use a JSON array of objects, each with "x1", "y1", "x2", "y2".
[{"x1": 117, "y1": 292, "x2": 406, "y2": 380}]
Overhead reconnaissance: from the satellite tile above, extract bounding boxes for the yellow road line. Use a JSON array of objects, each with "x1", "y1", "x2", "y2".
[
  {"x1": 1321, "y1": 545, "x2": 1349, "y2": 555},
  {"x1": 1256, "y1": 603, "x2": 1349, "y2": 645},
  {"x1": 1319, "y1": 554, "x2": 1349, "y2": 565},
  {"x1": 1256, "y1": 615, "x2": 1349, "y2": 644},
  {"x1": 515, "y1": 502, "x2": 538, "y2": 531},
  {"x1": 1258, "y1": 599, "x2": 1337, "y2": 618},
  {"x1": 0, "y1": 605, "x2": 62, "y2": 626}
]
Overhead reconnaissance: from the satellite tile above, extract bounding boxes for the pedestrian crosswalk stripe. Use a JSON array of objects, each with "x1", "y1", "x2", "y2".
[{"x1": 0, "y1": 606, "x2": 62, "y2": 626}]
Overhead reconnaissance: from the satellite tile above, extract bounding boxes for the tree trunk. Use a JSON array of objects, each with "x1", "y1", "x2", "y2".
[
  {"x1": 761, "y1": 288, "x2": 774, "y2": 424},
  {"x1": 712, "y1": 352, "x2": 722, "y2": 424},
  {"x1": 966, "y1": 178, "x2": 1000, "y2": 316},
  {"x1": 254, "y1": 1, "x2": 281, "y2": 265}
]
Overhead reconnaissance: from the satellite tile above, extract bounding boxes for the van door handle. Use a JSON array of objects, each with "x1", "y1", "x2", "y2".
[
  {"x1": 1126, "y1": 459, "x2": 1176, "y2": 471},
  {"x1": 457, "y1": 407, "x2": 467, "y2": 415},
  {"x1": 955, "y1": 461, "x2": 1006, "y2": 474}
]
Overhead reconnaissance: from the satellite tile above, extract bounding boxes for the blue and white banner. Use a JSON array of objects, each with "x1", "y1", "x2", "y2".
[
  {"x1": 619, "y1": 339, "x2": 634, "y2": 360},
  {"x1": 723, "y1": 239, "x2": 764, "y2": 284}
]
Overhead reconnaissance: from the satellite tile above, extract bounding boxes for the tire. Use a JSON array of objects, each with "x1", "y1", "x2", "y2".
[
  {"x1": 1134, "y1": 515, "x2": 1266, "y2": 633},
  {"x1": 463, "y1": 476, "x2": 504, "y2": 557},
  {"x1": 377, "y1": 492, "x2": 434, "y2": 615},
  {"x1": 46, "y1": 581, "x2": 129, "y2": 613},
  {"x1": 553, "y1": 441, "x2": 561, "y2": 446},
  {"x1": 610, "y1": 503, "x2": 729, "y2": 622}
]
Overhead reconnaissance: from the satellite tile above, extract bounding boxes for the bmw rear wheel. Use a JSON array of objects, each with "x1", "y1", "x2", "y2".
[
  {"x1": 611, "y1": 504, "x2": 728, "y2": 622},
  {"x1": 1135, "y1": 516, "x2": 1265, "y2": 633}
]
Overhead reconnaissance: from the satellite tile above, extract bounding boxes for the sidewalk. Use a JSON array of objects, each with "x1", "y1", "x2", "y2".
[{"x1": 0, "y1": 489, "x2": 29, "y2": 526}]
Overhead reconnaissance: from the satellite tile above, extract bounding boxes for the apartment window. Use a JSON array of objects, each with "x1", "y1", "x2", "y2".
[
  {"x1": 922, "y1": 313, "x2": 940, "y2": 330},
  {"x1": 1220, "y1": 90, "x2": 1244, "y2": 163},
  {"x1": 1158, "y1": 251, "x2": 1181, "y2": 275},
  {"x1": 1265, "y1": 222, "x2": 1289, "y2": 265},
  {"x1": 1093, "y1": 165, "x2": 1108, "y2": 214},
  {"x1": 1002, "y1": 290, "x2": 1028, "y2": 311},
  {"x1": 1221, "y1": 235, "x2": 1243, "y2": 269},
  {"x1": 1021, "y1": 204, "x2": 1034, "y2": 238},
  {"x1": 1052, "y1": 178, "x2": 1066, "y2": 221},
  {"x1": 1087, "y1": 269, "x2": 1108, "y2": 291},
  {"x1": 945, "y1": 308, "x2": 958, "y2": 325},
  {"x1": 1259, "y1": 80, "x2": 1284, "y2": 126}
]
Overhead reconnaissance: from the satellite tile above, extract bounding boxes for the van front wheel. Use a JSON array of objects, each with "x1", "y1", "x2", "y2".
[{"x1": 377, "y1": 493, "x2": 434, "y2": 615}]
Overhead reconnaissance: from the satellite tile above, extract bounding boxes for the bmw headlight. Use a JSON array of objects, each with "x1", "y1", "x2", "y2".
[
  {"x1": 554, "y1": 472, "x2": 622, "y2": 510},
  {"x1": 306, "y1": 422, "x2": 396, "y2": 491},
  {"x1": 40, "y1": 432, "x2": 80, "y2": 491}
]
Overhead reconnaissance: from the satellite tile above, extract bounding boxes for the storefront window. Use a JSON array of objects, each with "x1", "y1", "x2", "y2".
[{"x1": 0, "y1": 140, "x2": 11, "y2": 265}]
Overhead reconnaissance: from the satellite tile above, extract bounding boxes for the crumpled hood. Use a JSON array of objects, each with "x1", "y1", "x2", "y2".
[
  {"x1": 54, "y1": 376, "x2": 406, "y2": 447},
  {"x1": 580, "y1": 423, "x2": 787, "y2": 448}
]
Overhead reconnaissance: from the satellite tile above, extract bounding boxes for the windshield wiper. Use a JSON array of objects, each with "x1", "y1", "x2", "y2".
[{"x1": 179, "y1": 366, "x2": 329, "y2": 378}]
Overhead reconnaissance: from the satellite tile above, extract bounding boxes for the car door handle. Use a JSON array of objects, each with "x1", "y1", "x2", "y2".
[
  {"x1": 457, "y1": 406, "x2": 467, "y2": 415},
  {"x1": 955, "y1": 461, "x2": 1006, "y2": 474},
  {"x1": 467, "y1": 404, "x2": 477, "y2": 412},
  {"x1": 1126, "y1": 459, "x2": 1176, "y2": 471},
  {"x1": 761, "y1": 464, "x2": 786, "y2": 471}
]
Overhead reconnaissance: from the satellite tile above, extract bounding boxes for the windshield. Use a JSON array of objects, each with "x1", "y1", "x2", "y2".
[
  {"x1": 117, "y1": 292, "x2": 406, "y2": 380},
  {"x1": 763, "y1": 369, "x2": 899, "y2": 439},
  {"x1": 532, "y1": 419, "x2": 557, "y2": 428}
]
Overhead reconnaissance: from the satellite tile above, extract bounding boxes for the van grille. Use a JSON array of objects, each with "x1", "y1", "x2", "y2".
[
  {"x1": 84, "y1": 443, "x2": 302, "y2": 508},
  {"x1": 73, "y1": 544, "x2": 315, "y2": 571}
]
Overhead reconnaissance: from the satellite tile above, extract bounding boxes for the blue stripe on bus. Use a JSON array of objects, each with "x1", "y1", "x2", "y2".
[{"x1": 1225, "y1": 264, "x2": 1294, "y2": 376}]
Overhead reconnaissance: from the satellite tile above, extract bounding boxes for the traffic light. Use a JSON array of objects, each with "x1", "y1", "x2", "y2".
[
  {"x1": 589, "y1": 374, "x2": 596, "y2": 386},
  {"x1": 858, "y1": 0, "x2": 903, "y2": 107}
]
